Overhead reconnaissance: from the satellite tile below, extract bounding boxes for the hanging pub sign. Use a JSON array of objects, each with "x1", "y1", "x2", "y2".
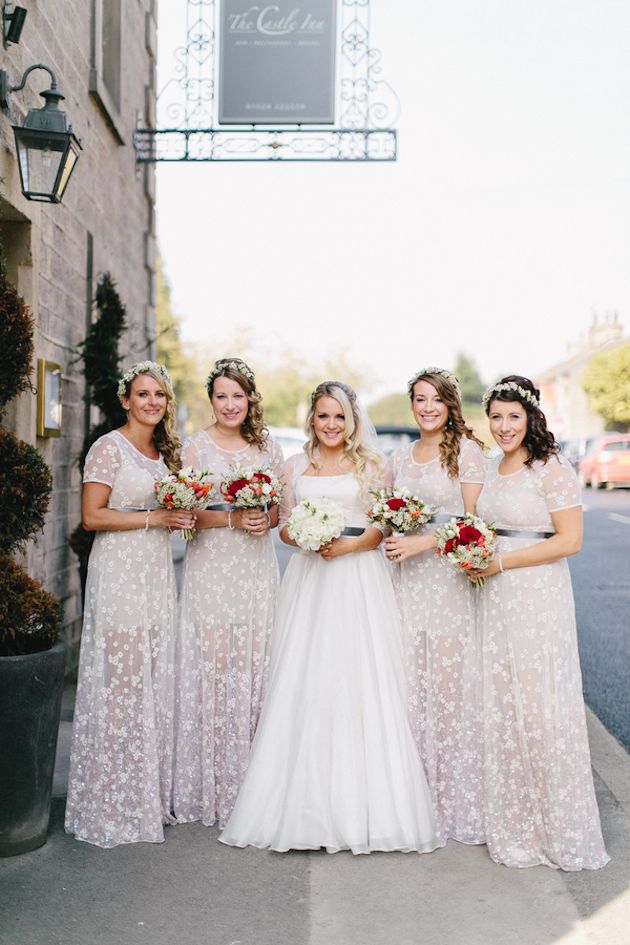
[{"x1": 219, "y1": 1, "x2": 337, "y2": 124}]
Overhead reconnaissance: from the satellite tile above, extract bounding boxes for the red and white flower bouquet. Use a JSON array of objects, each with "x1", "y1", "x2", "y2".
[
  {"x1": 154, "y1": 467, "x2": 213, "y2": 540},
  {"x1": 220, "y1": 464, "x2": 283, "y2": 510},
  {"x1": 434, "y1": 513, "x2": 497, "y2": 587},
  {"x1": 367, "y1": 487, "x2": 436, "y2": 533}
]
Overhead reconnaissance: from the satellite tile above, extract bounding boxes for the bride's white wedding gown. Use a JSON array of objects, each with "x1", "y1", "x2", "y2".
[{"x1": 219, "y1": 463, "x2": 439, "y2": 855}]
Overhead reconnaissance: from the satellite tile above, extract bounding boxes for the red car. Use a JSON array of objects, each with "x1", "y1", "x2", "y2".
[{"x1": 578, "y1": 434, "x2": 630, "y2": 489}]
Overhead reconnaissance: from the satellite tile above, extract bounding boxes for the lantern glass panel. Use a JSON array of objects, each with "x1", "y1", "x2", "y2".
[{"x1": 54, "y1": 141, "x2": 80, "y2": 201}]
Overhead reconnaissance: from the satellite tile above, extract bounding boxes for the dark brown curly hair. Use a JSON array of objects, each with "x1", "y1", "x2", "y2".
[
  {"x1": 484, "y1": 375, "x2": 559, "y2": 466},
  {"x1": 410, "y1": 372, "x2": 484, "y2": 479},
  {"x1": 206, "y1": 358, "x2": 267, "y2": 450}
]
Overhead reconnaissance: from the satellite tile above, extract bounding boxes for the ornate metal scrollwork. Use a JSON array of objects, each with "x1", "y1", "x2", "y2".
[{"x1": 136, "y1": 0, "x2": 398, "y2": 162}]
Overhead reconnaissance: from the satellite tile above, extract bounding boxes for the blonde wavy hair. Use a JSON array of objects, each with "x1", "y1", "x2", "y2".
[
  {"x1": 206, "y1": 358, "x2": 267, "y2": 450},
  {"x1": 121, "y1": 366, "x2": 181, "y2": 471},
  {"x1": 409, "y1": 371, "x2": 484, "y2": 479},
  {"x1": 304, "y1": 381, "x2": 384, "y2": 492}
]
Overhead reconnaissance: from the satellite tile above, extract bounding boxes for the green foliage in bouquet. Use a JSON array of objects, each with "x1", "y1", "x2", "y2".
[{"x1": 0, "y1": 260, "x2": 61, "y2": 656}]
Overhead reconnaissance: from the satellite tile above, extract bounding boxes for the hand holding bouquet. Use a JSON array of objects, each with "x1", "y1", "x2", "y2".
[
  {"x1": 286, "y1": 498, "x2": 345, "y2": 551},
  {"x1": 220, "y1": 464, "x2": 283, "y2": 509},
  {"x1": 368, "y1": 487, "x2": 436, "y2": 533},
  {"x1": 434, "y1": 513, "x2": 497, "y2": 587},
  {"x1": 154, "y1": 467, "x2": 214, "y2": 540}
]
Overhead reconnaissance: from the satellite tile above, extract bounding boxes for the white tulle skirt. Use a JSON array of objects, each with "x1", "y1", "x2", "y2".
[{"x1": 219, "y1": 547, "x2": 439, "y2": 855}]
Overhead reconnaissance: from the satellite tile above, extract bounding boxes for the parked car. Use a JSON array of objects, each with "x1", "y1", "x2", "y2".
[
  {"x1": 375, "y1": 425, "x2": 420, "y2": 455},
  {"x1": 269, "y1": 426, "x2": 307, "y2": 459},
  {"x1": 557, "y1": 436, "x2": 598, "y2": 471},
  {"x1": 578, "y1": 434, "x2": 630, "y2": 489}
]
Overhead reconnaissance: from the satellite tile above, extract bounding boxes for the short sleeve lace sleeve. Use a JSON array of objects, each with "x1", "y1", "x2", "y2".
[
  {"x1": 387, "y1": 444, "x2": 406, "y2": 484},
  {"x1": 267, "y1": 436, "x2": 286, "y2": 481},
  {"x1": 538, "y1": 455, "x2": 582, "y2": 512},
  {"x1": 83, "y1": 434, "x2": 121, "y2": 487},
  {"x1": 459, "y1": 439, "x2": 485, "y2": 484},
  {"x1": 279, "y1": 453, "x2": 308, "y2": 527},
  {"x1": 181, "y1": 435, "x2": 204, "y2": 470}
]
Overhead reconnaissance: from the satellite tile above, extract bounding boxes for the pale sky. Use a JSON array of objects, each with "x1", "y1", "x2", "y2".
[{"x1": 156, "y1": 1, "x2": 630, "y2": 398}]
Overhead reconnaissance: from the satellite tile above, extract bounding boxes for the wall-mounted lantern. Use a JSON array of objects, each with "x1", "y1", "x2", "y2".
[{"x1": 0, "y1": 63, "x2": 82, "y2": 204}]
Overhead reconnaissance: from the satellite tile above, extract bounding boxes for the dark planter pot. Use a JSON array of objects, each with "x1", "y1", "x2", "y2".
[{"x1": 0, "y1": 640, "x2": 66, "y2": 857}]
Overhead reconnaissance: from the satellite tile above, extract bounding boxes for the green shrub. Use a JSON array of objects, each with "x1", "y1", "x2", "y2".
[
  {"x1": 0, "y1": 556, "x2": 62, "y2": 657},
  {"x1": 0, "y1": 427, "x2": 53, "y2": 555},
  {"x1": 0, "y1": 271, "x2": 34, "y2": 416},
  {"x1": 0, "y1": 254, "x2": 60, "y2": 655}
]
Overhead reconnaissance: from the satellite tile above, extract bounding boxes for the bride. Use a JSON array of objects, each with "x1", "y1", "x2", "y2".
[{"x1": 219, "y1": 381, "x2": 439, "y2": 855}]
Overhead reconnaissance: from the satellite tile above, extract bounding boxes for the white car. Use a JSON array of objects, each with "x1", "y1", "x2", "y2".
[{"x1": 268, "y1": 426, "x2": 307, "y2": 459}]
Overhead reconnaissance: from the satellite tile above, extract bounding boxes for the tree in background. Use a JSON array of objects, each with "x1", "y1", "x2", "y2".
[
  {"x1": 156, "y1": 256, "x2": 206, "y2": 433},
  {"x1": 582, "y1": 343, "x2": 630, "y2": 430},
  {"x1": 454, "y1": 351, "x2": 485, "y2": 408},
  {"x1": 69, "y1": 274, "x2": 128, "y2": 596},
  {"x1": 368, "y1": 393, "x2": 412, "y2": 426}
]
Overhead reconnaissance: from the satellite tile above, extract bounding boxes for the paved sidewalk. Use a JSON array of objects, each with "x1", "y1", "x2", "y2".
[{"x1": 1, "y1": 700, "x2": 629, "y2": 945}]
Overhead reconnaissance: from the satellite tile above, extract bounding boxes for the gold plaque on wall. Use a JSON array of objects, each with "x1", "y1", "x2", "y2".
[{"x1": 36, "y1": 359, "x2": 62, "y2": 437}]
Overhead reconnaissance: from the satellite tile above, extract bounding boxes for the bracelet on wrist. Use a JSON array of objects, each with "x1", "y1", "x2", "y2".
[
  {"x1": 498, "y1": 554, "x2": 504, "y2": 573},
  {"x1": 144, "y1": 509, "x2": 152, "y2": 531},
  {"x1": 228, "y1": 510, "x2": 234, "y2": 531}
]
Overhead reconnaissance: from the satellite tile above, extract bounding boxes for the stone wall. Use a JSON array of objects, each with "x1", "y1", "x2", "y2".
[{"x1": 0, "y1": 0, "x2": 157, "y2": 672}]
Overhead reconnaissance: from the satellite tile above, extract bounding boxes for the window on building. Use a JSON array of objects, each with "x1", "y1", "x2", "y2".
[{"x1": 90, "y1": 0, "x2": 125, "y2": 143}]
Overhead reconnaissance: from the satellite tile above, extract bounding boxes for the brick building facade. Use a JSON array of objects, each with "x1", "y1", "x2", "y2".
[{"x1": 0, "y1": 1, "x2": 157, "y2": 669}]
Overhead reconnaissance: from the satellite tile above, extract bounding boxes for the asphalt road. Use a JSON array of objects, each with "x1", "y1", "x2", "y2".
[{"x1": 571, "y1": 487, "x2": 630, "y2": 750}]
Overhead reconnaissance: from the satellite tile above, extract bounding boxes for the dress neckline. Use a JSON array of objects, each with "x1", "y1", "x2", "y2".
[
  {"x1": 301, "y1": 473, "x2": 354, "y2": 479},
  {"x1": 409, "y1": 441, "x2": 439, "y2": 468},
  {"x1": 113, "y1": 429, "x2": 162, "y2": 463},
  {"x1": 496, "y1": 455, "x2": 528, "y2": 478},
  {"x1": 201, "y1": 428, "x2": 250, "y2": 454}
]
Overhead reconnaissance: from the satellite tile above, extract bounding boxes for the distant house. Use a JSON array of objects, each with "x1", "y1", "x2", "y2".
[
  {"x1": 0, "y1": 2, "x2": 157, "y2": 668},
  {"x1": 535, "y1": 313, "x2": 627, "y2": 439}
]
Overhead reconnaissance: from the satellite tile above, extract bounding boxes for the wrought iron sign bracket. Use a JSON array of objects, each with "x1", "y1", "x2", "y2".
[{"x1": 137, "y1": 0, "x2": 399, "y2": 164}]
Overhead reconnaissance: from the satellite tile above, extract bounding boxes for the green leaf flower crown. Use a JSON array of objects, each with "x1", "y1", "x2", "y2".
[
  {"x1": 482, "y1": 381, "x2": 540, "y2": 409},
  {"x1": 407, "y1": 366, "x2": 461, "y2": 399},
  {"x1": 117, "y1": 361, "x2": 172, "y2": 400},
  {"x1": 206, "y1": 358, "x2": 255, "y2": 394}
]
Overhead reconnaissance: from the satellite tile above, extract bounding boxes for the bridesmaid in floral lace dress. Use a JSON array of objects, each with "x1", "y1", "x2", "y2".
[
  {"x1": 470, "y1": 376, "x2": 608, "y2": 870},
  {"x1": 172, "y1": 359, "x2": 285, "y2": 828},
  {"x1": 65, "y1": 362, "x2": 194, "y2": 847},
  {"x1": 384, "y1": 368, "x2": 486, "y2": 845}
]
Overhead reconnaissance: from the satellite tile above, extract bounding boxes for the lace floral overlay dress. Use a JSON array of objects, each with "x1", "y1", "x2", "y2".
[
  {"x1": 476, "y1": 455, "x2": 609, "y2": 870},
  {"x1": 219, "y1": 454, "x2": 439, "y2": 854},
  {"x1": 387, "y1": 437, "x2": 485, "y2": 845},
  {"x1": 172, "y1": 431, "x2": 285, "y2": 828},
  {"x1": 65, "y1": 431, "x2": 177, "y2": 847}
]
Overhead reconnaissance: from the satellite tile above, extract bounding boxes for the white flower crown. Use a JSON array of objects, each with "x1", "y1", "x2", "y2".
[
  {"x1": 206, "y1": 359, "x2": 255, "y2": 391},
  {"x1": 482, "y1": 381, "x2": 540, "y2": 409},
  {"x1": 407, "y1": 366, "x2": 461, "y2": 399},
  {"x1": 117, "y1": 361, "x2": 172, "y2": 400}
]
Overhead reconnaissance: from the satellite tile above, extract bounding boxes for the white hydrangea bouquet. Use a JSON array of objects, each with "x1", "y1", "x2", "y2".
[
  {"x1": 286, "y1": 498, "x2": 345, "y2": 551},
  {"x1": 220, "y1": 464, "x2": 283, "y2": 509},
  {"x1": 434, "y1": 513, "x2": 497, "y2": 587},
  {"x1": 367, "y1": 487, "x2": 436, "y2": 533},
  {"x1": 154, "y1": 467, "x2": 214, "y2": 540}
]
